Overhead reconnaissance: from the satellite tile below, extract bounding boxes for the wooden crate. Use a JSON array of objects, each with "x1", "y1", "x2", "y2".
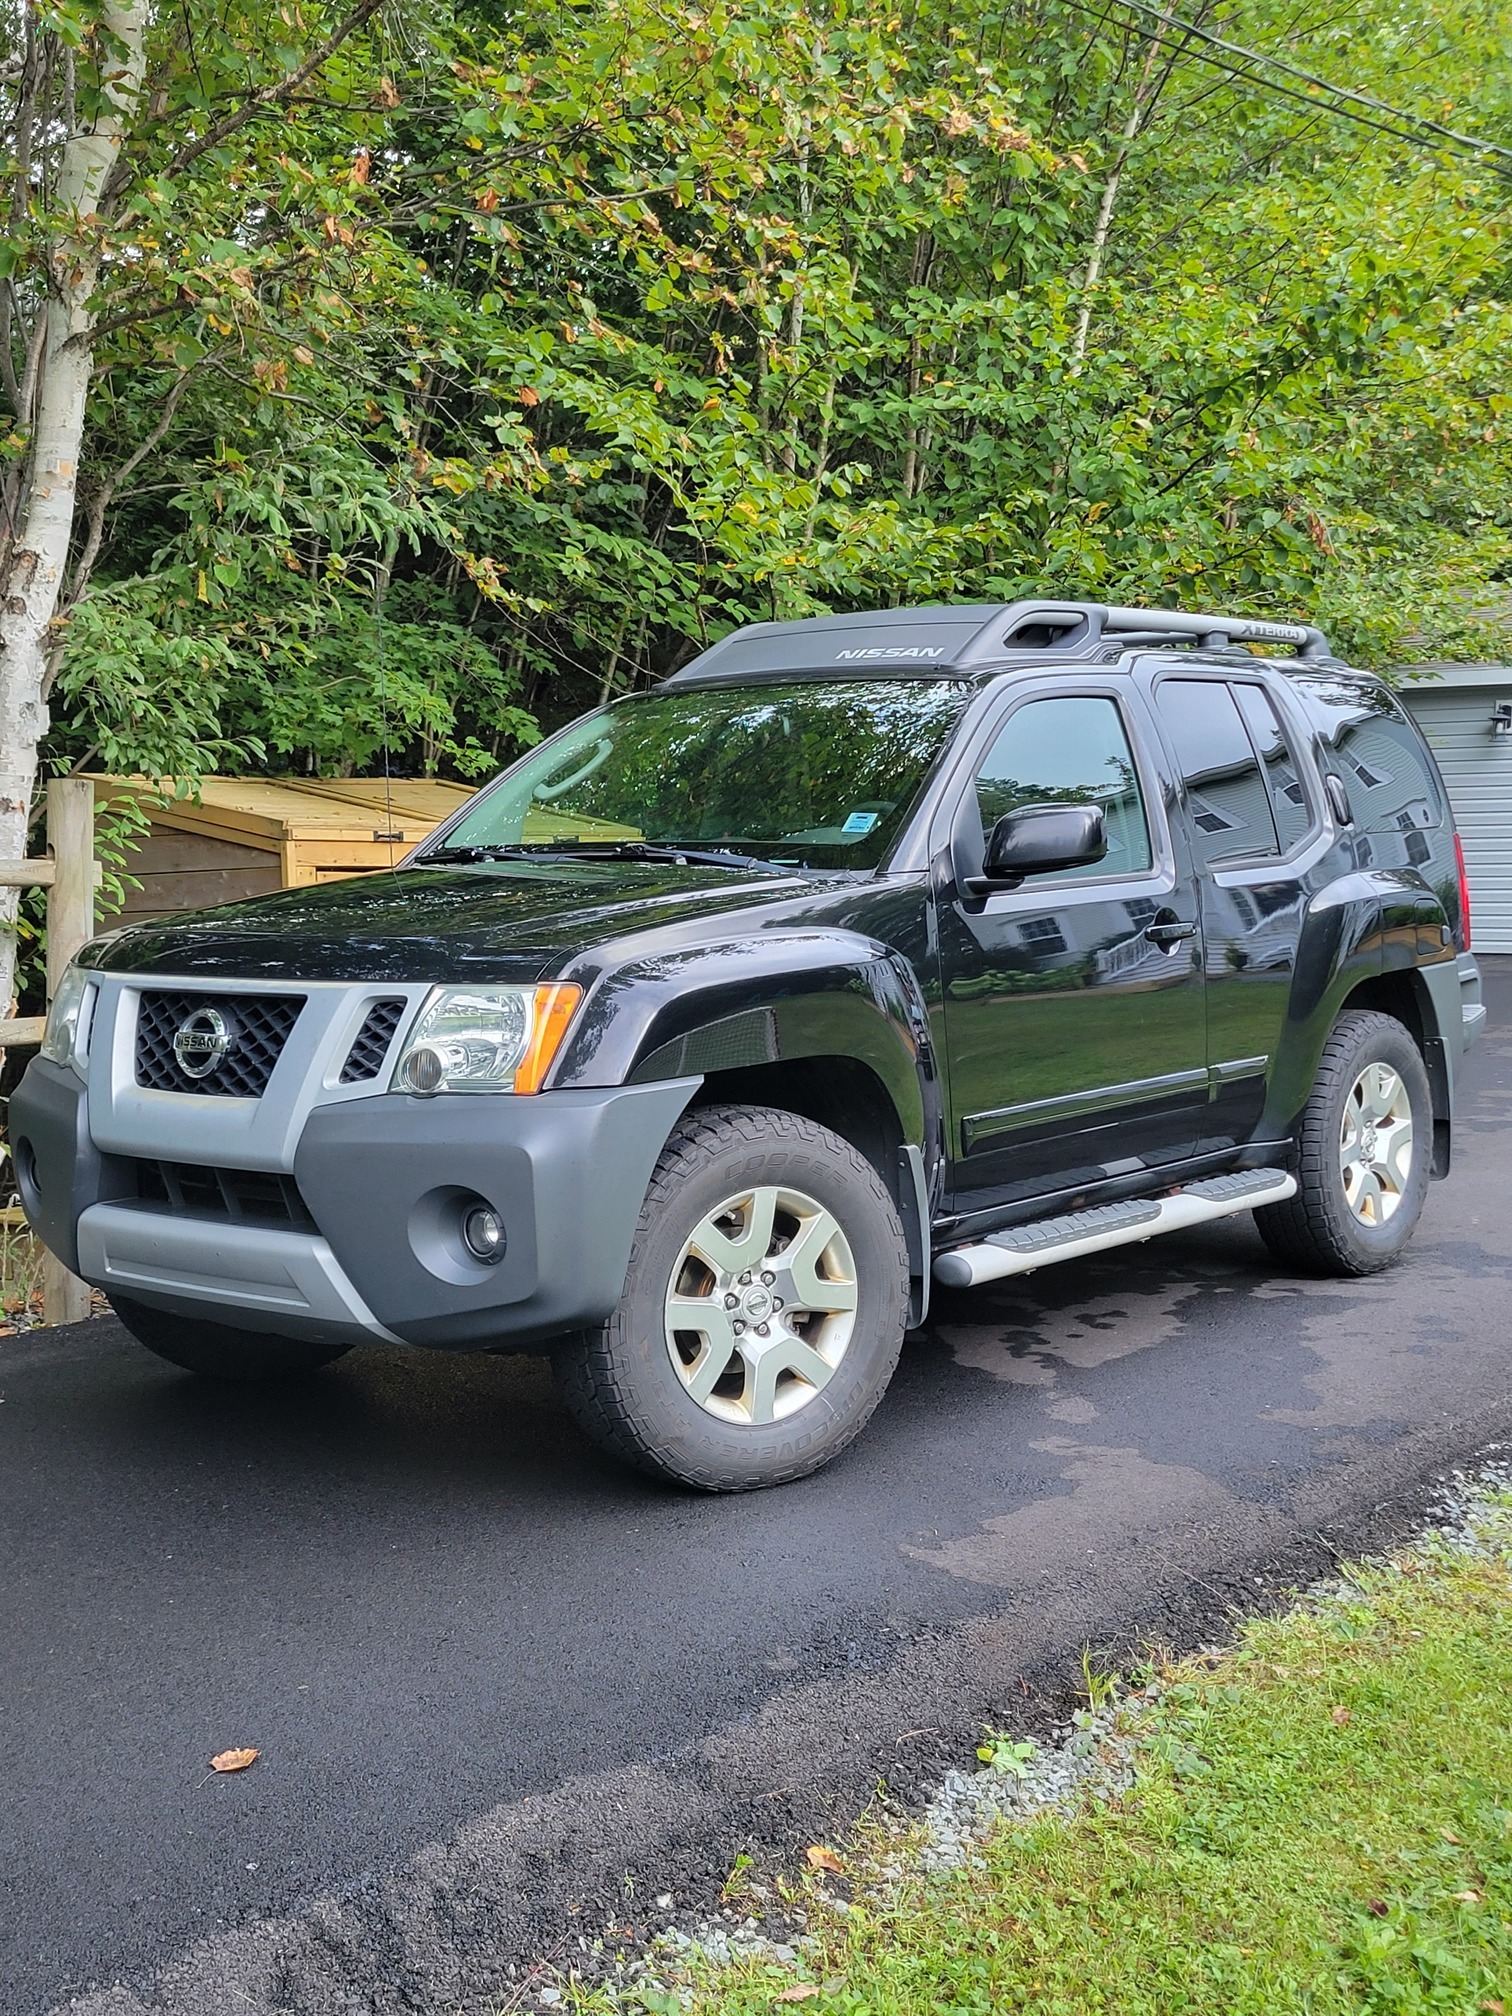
[{"x1": 90, "y1": 775, "x2": 475, "y2": 925}]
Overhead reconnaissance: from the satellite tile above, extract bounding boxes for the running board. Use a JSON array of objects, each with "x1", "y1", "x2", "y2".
[{"x1": 932, "y1": 1168, "x2": 1297, "y2": 1290}]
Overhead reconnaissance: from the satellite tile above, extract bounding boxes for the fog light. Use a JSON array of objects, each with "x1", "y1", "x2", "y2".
[
  {"x1": 400, "y1": 1044, "x2": 446, "y2": 1096},
  {"x1": 461, "y1": 1203, "x2": 506, "y2": 1264}
]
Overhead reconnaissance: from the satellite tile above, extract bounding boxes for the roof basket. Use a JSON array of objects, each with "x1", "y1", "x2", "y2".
[
  {"x1": 663, "y1": 597, "x2": 1333, "y2": 685},
  {"x1": 997, "y1": 600, "x2": 1331, "y2": 659}
]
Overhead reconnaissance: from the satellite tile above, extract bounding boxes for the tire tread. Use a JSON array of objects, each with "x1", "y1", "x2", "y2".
[
  {"x1": 1254, "y1": 1009, "x2": 1430, "y2": 1277},
  {"x1": 554, "y1": 1103, "x2": 908, "y2": 1490}
]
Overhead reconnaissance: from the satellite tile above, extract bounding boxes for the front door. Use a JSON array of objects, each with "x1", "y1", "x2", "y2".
[{"x1": 937, "y1": 683, "x2": 1208, "y2": 1214}]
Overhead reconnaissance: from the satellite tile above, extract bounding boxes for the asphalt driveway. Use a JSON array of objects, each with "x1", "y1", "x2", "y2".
[{"x1": 3, "y1": 961, "x2": 1510, "y2": 2016}]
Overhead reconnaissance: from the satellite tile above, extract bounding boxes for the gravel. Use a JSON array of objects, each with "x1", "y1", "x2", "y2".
[
  {"x1": 916, "y1": 1450, "x2": 1512, "y2": 1874},
  {"x1": 572, "y1": 1454, "x2": 1512, "y2": 2013}
]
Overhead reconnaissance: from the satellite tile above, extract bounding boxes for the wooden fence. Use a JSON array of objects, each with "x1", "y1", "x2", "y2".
[{"x1": 0, "y1": 778, "x2": 98, "y2": 1325}]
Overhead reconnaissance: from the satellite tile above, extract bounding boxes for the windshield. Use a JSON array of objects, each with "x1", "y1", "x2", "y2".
[{"x1": 427, "y1": 680, "x2": 972, "y2": 871}]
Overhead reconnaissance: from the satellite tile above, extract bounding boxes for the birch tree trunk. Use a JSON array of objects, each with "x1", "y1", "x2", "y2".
[
  {"x1": 0, "y1": 0, "x2": 149, "y2": 1012},
  {"x1": 1070, "y1": 8, "x2": 1177, "y2": 365}
]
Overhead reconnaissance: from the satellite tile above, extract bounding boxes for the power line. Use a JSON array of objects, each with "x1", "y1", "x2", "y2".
[
  {"x1": 1176, "y1": 41, "x2": 1505, "y2": 169},
  {"x1": 1101, "y1": 0, "x2": 1512, "y2": 172}
]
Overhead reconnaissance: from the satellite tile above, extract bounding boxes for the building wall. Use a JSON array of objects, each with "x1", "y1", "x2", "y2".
[{"x1": 1401, "y1": 682, "x2": 1512, "y2": 953}]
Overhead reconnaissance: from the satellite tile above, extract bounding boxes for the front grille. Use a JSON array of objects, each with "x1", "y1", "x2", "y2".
[
  {"x1": 339, "y1": 998, "x2": 406, "y2": 1084},
  {"x1": 135, "y1": 990, "x2": 305, "y2": 1098},
  {"x1": 133, "y1": 1158, "x2": 315, "y2": 1230}
]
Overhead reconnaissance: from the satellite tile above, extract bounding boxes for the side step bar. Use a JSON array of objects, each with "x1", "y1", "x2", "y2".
[{"x1": 932, "y1": 1168, "x2": 1297, "y2": 1290}]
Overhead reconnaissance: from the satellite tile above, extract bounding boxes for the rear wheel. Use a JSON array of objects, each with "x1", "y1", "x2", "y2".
[
  {"x1": 110, "y1": 1294, "x2": 353, "y2": 1380},
  {"x1": 1254, "y1": 1009, "x2": 1432, "y2": 1276},
  {"x1": 553, "y1": 1103, "x2": 909, "y2": 1491}
]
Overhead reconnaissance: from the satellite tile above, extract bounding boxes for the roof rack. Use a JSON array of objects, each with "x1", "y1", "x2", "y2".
[
  {"x1": 664, "y1": 599, "x2": 1333, "y2": 685},
  {"x1": 1090, "y1": 602, "x2": 1329, "y2": 655}
]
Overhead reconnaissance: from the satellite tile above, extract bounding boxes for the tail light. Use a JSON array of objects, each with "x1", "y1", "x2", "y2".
[{"x1": 1454, "y1": 833, "x2": 1472, "y2": 952}]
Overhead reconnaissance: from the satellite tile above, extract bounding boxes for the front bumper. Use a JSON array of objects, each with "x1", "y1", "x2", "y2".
[{"x1": 11, "y1": 1058, "x2": 698, "y2": 1351}]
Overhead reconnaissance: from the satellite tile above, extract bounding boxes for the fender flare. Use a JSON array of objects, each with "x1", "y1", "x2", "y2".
[
  {"x1": 1261, "y1": 867, "x2": 1458, "y2": 1140},
  {"x1": 554, "y1": 928, "x2": 942, "y2": 1316}
]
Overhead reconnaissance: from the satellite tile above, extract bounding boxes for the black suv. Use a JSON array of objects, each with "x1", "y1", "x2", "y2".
[{"x1": 13, "y1": 599, "x2": 1485, "y2": 1490}]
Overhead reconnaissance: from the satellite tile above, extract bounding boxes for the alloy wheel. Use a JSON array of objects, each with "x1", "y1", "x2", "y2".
[
  {"x1": 664, "y1": 1185, "x2": 858, "y2": 1425},
  {"x1": 1339, "y1": 1061, "x2": 1414, "y2": 1225}
]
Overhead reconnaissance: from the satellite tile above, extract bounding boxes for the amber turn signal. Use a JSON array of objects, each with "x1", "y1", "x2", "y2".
[{"x1": 513, "y1": 983, "x2": 583, "y2": 1094}]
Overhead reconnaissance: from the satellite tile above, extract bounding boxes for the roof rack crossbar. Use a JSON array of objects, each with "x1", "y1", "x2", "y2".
[
  {"x1": 997, "y1": 600, "x2": 1329, "y2": 657},
  {"x1": 1099, "y1": 603, "x2": 1328, "y2": 656}
]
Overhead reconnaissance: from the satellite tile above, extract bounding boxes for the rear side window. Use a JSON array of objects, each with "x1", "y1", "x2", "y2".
[
  {"x1": 1293, "y1": 677, "x2": 1445, "y2": 833},
  {"x1": 1231, "y1": 683, "x2": 1312, "y2": 851},
  {"x1": 1154, "y1": 680, "x2": 1279, "y2": 866},
  {"x1": 1334, "y1": 705, "x2": 1442, "y2": 832}
]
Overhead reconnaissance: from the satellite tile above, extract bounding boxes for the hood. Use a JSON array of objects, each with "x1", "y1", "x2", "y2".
[{"x1": 81, "y1": 857, "x2": 832, "y2": 984}]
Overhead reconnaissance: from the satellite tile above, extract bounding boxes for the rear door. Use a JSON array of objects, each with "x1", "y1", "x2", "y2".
[
  {"x1": 1144, "y1": 667, "x2": 1321, "y2": 1148},
  {"x1": 936, "y1": 678, "x2": 1208, "y2": 1213}
]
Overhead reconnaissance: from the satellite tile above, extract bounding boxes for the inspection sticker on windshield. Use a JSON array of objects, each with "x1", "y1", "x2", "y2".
[{"x1": 842, "y1": 810, "x2": 880, "y2": 836}]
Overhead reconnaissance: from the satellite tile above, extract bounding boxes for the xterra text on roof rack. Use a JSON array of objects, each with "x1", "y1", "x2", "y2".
[{"x1": 13, "y1": 599, "x2": 1485, "y2": 1489}]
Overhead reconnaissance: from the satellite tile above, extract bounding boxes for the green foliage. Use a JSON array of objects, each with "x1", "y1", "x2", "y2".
[
  {"x1": 974, "y1": 1734, "x2": 1037, "y2": 1776},
  {"x1": 6, "y1": 0, "x2": 1512, "y2": 799},
  {"x1": 1079, "y1": 1643, "x2": 1118, "y2": 1713}
]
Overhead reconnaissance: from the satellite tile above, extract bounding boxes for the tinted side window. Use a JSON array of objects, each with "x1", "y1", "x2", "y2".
[
  {"x1": 1334, "y1": 703, "x2": 1442, "y2": 832},
  {"x1": 1290, "y1": 677, "x2": 1446, "y2": 833},
  {"x1": 973, "y1": 695, "x2": 1153, "y2": 883},
  {"x1": 1155, "y1": 679, "x2": 1279, "y2": 866},
  {"x1": 1231, "y1": 683, "x2": 1312, "y2": 851}
]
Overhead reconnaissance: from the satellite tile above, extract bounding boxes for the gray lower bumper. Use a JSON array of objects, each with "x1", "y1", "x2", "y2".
[
  {"x1": 12, "y1": 1057, "x2": 700, "y2": 1352},
  {"x1": 75, "y1": 1207, "x2": 399, "y2": 1345},
  {"x1": 1459, "y1": 951, "x2": 1486, "y2": 1052},
  {"x1": 292, "y1": 1079, "x2": 700, "y2": 1348}
]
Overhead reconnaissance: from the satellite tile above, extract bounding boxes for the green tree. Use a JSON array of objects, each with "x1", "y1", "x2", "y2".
[{"x1": 4, "y1": 0, "x2": 1509, "y2": 1014}]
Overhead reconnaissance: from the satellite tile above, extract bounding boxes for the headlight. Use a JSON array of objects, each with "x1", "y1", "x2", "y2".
[
  {"x1": 39, "y1": 962, "x2": 95, "y2": 1073},
  {"x1": 393, "y1": 984, "x2": 583, "y2": 1096}
]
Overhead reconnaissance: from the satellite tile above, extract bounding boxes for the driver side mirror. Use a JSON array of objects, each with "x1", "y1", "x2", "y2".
[{"x1": 965, "y1": 803, "x2": 1108, "y2": 894}]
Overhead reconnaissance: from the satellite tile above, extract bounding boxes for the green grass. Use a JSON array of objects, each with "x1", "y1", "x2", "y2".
[
  {"x1": 587, "y1": 1495, "x2": 1512, "y2": 2016},
  {"x1": 0, "y1": 1214, "x2": 44, "y2": 1327}
]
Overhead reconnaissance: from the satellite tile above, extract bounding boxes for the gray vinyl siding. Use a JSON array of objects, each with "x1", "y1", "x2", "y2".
[{"x1": 1401, "y1": 685, "x2": 1512, "y2": 952}]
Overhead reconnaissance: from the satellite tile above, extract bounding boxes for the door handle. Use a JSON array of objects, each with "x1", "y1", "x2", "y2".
[
  {"x1": 1325, "y1": 772, "x2": 1354, "y2": 826},
  {"x1": 1145, "y1": 917, "x2": 1198, "y2": 947}
]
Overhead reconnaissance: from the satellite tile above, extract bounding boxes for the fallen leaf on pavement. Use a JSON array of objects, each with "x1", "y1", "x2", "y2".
[
  {"x1": 1330, "y1": 1705, "x2": 1351, "y2": 1726},
  {"x1": 774, "y1": 1988, "x2": 821, "y2": 2004},
  {"x1": 209, "y1": 1748, "x2": 259, "y2": 1773},
  {"x1": 805, "y1": 1846, "x2": 845, "y2": 1874}
]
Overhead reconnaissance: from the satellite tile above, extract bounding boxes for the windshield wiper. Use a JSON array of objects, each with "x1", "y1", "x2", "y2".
[
  {"x1": 418, "y1": 843, "x2": 559, "y2": 865},
  {"x1": 535, "y1": 840, "x2": 792, "y2": 873},
  {"x1": 418, "y1": 839, "x2": 793, "y2": 873}
]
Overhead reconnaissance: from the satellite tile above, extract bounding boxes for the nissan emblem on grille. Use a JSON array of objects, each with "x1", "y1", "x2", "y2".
[
  {"x1": 171, "y1": 1007, "x2": 233, "y2": 1080},
  {"x1": 135, "y1": 991, "x2": 305, "y2": 1097}
]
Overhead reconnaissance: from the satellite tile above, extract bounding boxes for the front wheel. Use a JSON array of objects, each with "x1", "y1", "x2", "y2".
[
  {"x1": 110, "y1": 1294, "x2": 354, "y2": 1380},
  {"x1": 553, "y1": 1103, "x2": 909, "y2": 1491},
  {"x1": 1254, "y1": 1009, "x2": 1432, "y2": 1277}
]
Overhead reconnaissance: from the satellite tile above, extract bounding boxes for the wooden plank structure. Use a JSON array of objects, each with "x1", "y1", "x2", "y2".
[
  {"x1": 88, "y1": 774, "x2": 475, "y2": 925},
  {"x1": 0, "y1": 779, "x2": 101, "y2": 1322},
  {"x1": 0, "y1": 775, "x2": 476, "y2": 1326}
]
